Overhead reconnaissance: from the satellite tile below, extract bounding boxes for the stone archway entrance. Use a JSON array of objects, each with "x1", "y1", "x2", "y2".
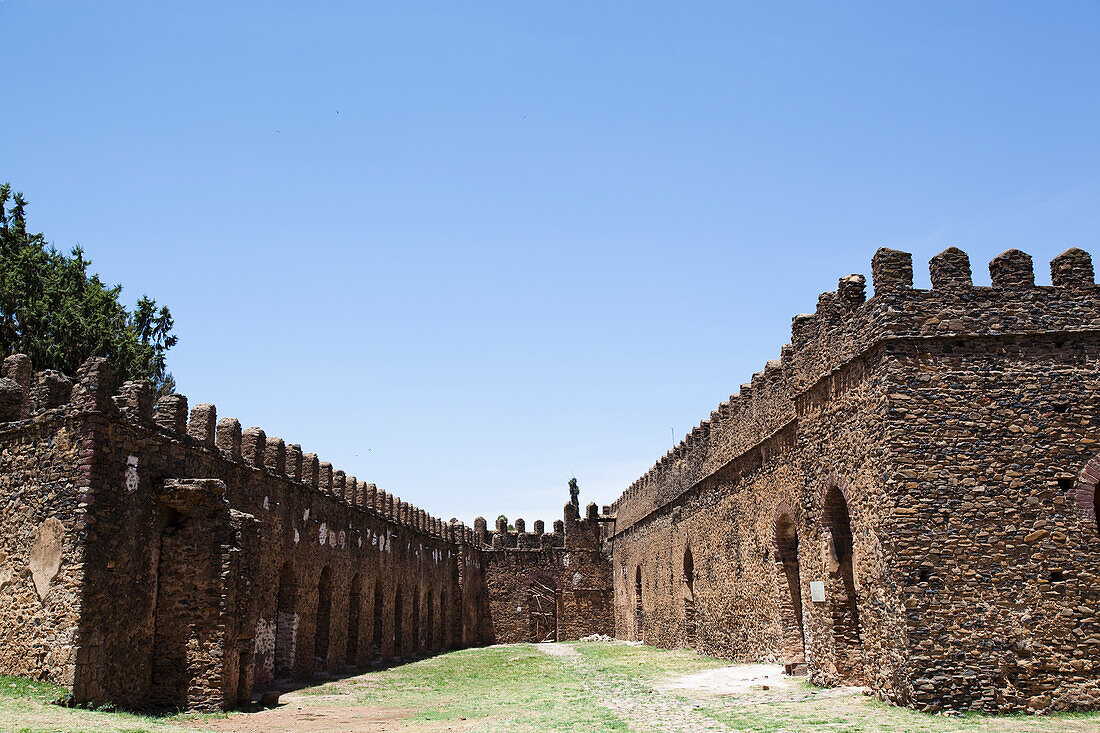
[
  {"x1": 823, "y1": 485, "x2": 863, "y2": 682},
  {"x1": 774, "y1": 510, "x2": 806, "y2": 674},
  {"x1": 347, "y1": 573, "x2": 361, "y2": 666},
  {"x1": 313, "y1": 567, "x2": 333, "y2": 672},
  {"x1": 682, "y1": 547, "x2": 696, "y2": 649}
]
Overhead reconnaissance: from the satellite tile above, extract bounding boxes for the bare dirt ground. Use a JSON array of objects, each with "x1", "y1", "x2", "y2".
[
  {"x1": 537, "y1": 643, "x2": 729, "y2": 733},
  {"x1": 195, "y1": 702, "x2": 479, "y2": 733},
  {"x1": 196, "y1": 704, "x2": 414, "y2": 733},
  {"x1": 654, "y1": 663, "x2": 864, "y2": 704}
]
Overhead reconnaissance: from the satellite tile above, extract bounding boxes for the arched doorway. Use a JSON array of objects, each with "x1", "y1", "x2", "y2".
[
  {"x1": 823, "y1": 485, "x2": 863, "y2": 680},
  {"x1": 425, "y1": 590, "x2": 435, "y2": 653},
  {"x1": 411, "y1": 588, "x2": 421, "y2": 657},
  {"x1": 347, "y1": 573, "x2": 361, "y2": 666},
  {"x1": 439, "y1": 589, "x2": 448, "y2": 650},
  {"x1": 527, "y1": 577, "x2": 557, "y2": 642},
  {"x1": 314, "y1": 566, "x2": 333, "y2": 671},
  {"x1": 682, "y1": 547, "x2": 696, "y2": 648},
  {"x1": 275, "y1": 561, "x2": 297, "y2": 678},
  {"x1": 634, "y1": 566, "x2": 643, "y2": 642},
  {"x1": 393, "y1": 586, "x2": 404, "y2": 659},
  {"x1": 774, "y1": 510, "x2": 805, "y2": 673},
  {"x1": 372, "y1": 582, "x2": 384, "y2": 661}
]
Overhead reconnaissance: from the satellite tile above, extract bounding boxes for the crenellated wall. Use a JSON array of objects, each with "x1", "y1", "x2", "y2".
[
  {"x1": 4, "y1": 244, "x2": 1099, "y2": 715},
  {"x1": 0, "y1": 353, "x2": 611, "y2": 711},
  {"x1": 605, "y1": 246, "x2": 1100, "y2": 713},
  {"x1": 477, "y1": 502, "x2": 614, "y2": 644}
]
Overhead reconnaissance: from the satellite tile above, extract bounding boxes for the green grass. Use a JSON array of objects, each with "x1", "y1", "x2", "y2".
[
  {"x1": 0, "y1": 675, "x2": 67, "y2": 703},
  {"x1": 308, "y1": 645, "x2": 630, "y2": 731},
  {"x1": 0, "y1": 675, "x2": 217, "y2": 733},
  {"x1": 2, "y1": 645, "x2": 1099, "y2": 732}
]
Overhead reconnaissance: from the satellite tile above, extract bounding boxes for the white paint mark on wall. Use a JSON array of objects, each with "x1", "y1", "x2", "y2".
[
  {"x1": 338, "y1": 530, "x2": 346, "y2": 548},
  {"x1": 0, "y1": 550, "x2": 12, "y2": 592},
  {"x1": 572, "y1": 572, "x2": 582, "y2": 587},
  {"x1": 29, "y1": 519, "x2": 64, "y2": 600},
  {"x1": 318, "y1": 523, "x2": 328, "y2": 546},
  {"x1": 303, "y1": 508, "x2": 310, "y2": 522},
  {"x1": 293, "y1": 528, "x2": 300, "y2": 544},
  {"x1": 562, "y1": 553, "x2": 571, "y2": 568},
  {"x1": 124, "y1": 456, "x2": 139, "y2": 494},
  {"x1": 263, "y1": 496, "x2": 270, "y2": 510}
]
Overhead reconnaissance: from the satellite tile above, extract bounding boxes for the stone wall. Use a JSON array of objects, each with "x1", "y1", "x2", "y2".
[
  {"x1": 4, "y1": 244, "x2": 1099, "y2": 715},
  {"x1": 480, "y1": 503, "x2": 613, "y2": 643},
  {"x1": 604, "y1": 247, "x2": 1100, "y2": 713},
  {"x1": 0, "y1": 364, "x2": 85, "y2": 686},
  {"x1": 0, "y1": 351, "x2": 612, "y2": 712}
]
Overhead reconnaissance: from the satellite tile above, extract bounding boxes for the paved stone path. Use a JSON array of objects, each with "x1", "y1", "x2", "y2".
[{"x1": 536, "y1": 643, "x2": 728, "y2": 733}]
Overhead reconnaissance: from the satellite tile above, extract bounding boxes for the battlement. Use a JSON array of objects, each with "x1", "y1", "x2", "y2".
[
  {"x1": 469, "y1": 501, "x2": 610, "y2": 551},
  {"x1": 0, "y1": 353, "x2": 457, "y2": 545},
  {"x1": 610, "y1": 246, "x2": 1100, "y2": 531}
]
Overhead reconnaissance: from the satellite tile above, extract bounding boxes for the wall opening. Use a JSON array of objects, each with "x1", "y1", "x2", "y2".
[
  {"x1": 314, "y1": 566, "x2": 333, "y2": 672},
  {"x1": 823, "y1": 485, "x2": 863, "y2": 681},
  {"x1": 683, "y1": 547, "x2": 696, "y2": 648},
  {"x1": 774, "y1": 512, "x2": 805, "y2": 671},
  {"x1": 275, "y1": 561, "x2": 297, "y2": 678},
  {"x1": 527, "y1": 577, "x2": 558, "y2": 642},
  {"x1": 372, "y1": 582, "x2": 384, "y2": 661},
  {"x1": 411, "y1": 588, "x2": 421, "y2": 657},
  {"x1": 347, "y1": 573, "x2": 361, "y2": 666},
  {"x1": 148, "y1": 509, "x2": 194, "y2": 709},
  {"x1": 393, "y1": 586, "x2": 404, "y2": 659},
  {"x1": 425, "y1": 590, "x2": 435, "y2": 653},
  {"x1": 439, "y1": 590, "x2": 447, "y2": 650},
  {"x1": 235, "y1": 648, "x2": 253, "y2": 706},
  {"x1": 634, "y1": 566, "x2": 643, "y2": 642}
]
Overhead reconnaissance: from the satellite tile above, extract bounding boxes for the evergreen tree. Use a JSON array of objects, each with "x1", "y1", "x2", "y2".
[{"x1": 0, "y1": 184, "x2": 177, "y2": 395}]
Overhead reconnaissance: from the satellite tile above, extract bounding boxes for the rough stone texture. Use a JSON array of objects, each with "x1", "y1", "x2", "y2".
[
  {"x1": 0, "y1": 406, "x2": 87, "y2": 686},
  {"x1": 605, "y1": 248, "x2": 1100, "y2": 714},
  {"x1": 0, "y1": 355, "x2": 611, "y2": 712},
  {"x1": 480, "y1": 505, "x2": 613, "y2": 643},
  {"x1": 3, "y1": 246, "x2": 1099, "y2": 715}
]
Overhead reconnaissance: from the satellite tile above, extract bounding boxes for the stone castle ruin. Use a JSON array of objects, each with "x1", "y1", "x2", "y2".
[{"x1": 1, "y1": 246, "x2": 1098, "y2": 714}]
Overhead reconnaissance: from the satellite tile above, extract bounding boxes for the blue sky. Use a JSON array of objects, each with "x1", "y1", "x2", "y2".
[{"x1": 2, "y1": 2, "x2": 1098, "y2": 525}]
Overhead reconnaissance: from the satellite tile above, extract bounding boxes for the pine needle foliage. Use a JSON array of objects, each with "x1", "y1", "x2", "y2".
[{"x1": 0, "y1": 183, "x2": 177, "y2": 395}]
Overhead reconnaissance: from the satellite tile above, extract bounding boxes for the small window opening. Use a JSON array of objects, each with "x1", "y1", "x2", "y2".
[
  {"x1": 1058, "y1": 477, "x2": 1075, "y2": 493},
  {"x1": 1049, "y1": 570, "x2": 1065, "y2": 583},
  {"x1": 1053, "y1": 403, "x2": 1070, "y2": 414}
]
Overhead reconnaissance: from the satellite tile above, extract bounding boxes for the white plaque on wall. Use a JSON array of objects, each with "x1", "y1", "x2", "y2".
[{"x1": 810, "y1": 581, "x2": 826, "y2": 602}]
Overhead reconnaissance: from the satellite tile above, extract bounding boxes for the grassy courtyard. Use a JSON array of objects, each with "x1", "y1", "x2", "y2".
[{"x1": 1, "y1": 642, "x2": 1096, "y2": 732}]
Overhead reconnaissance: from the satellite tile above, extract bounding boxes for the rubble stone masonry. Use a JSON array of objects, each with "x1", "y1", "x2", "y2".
[
  {"x1": 604, "y1": 246, "x2": 1100, "y2": 713},
  {"x1": 0, "y1": 353, "x2": 611, "y2": 711},
  {"x1": 2, "y1": 245, "x2": 1099, "y2": 715}
]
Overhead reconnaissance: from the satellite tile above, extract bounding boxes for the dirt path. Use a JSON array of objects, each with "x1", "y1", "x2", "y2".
[
  {"x1": 655, "y1": 663, "x2": 865, "y2": 706},
  {"x1": 536, "y1": 644, "x2": 728, "y2": 733},
  {"x1": 196, "y1": 703, "x2": 417, "y2": 732}
]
